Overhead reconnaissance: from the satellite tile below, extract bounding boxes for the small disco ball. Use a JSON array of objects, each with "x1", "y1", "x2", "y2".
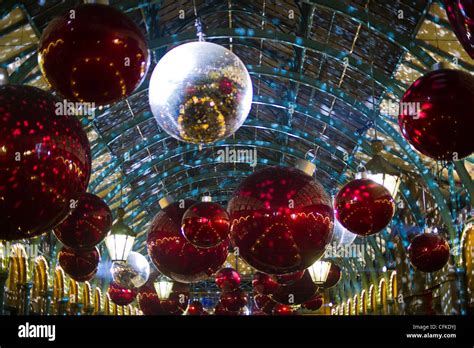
[
  {"x1": 149, "y1": 41, "x2": 253, "y2": 144},
  {"x1": 111, "y1": 251, "x2": 150, "y2": 289}
]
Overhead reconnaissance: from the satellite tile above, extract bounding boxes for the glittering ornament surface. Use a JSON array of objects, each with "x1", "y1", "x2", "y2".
[
  {"x1": 137, "y1": 279, "x2": 189, "y2": 315},
  {"x1": 272, "y1": 304, "x2": 294, "y2": 315},
  {"x1": 445, "y1": 1, "x2": 474, "y2": 59},
  {"x1": 220, "y1": 289, "x2": 248, "y2": 312},
  {"x1": 58, "y1": 246, "x2": 99, "y2": 281},
  {"x1": 111, "y1": 251, "x2": 150, "y2": 289},
  {"x1": 149, "y1": 41, "x2": 253, "y2": 144},
  {"x1": 0, "y1": 85, "x2": 91, "y2": 240},
  {"x1": 228, "y1": 166, "x2": 334, "y2": 274},
  {"x1": 335, "y1": 178, "x2": 395, "y2": 236},
  {"x1": 408, "y1": 233, "x2": 451, "y2": 273},
  {"x1": 182, "y1": 201, "x2": 230, "y2": 248},
  {"x1": 108, "y1": 281, "x2": 137, "y2": 306},
  {"x1": 147, "y1": 200, "x2": 229, "y2": 283},
  {"x1": 399, "y1": 69, "x2": 474, "y2": 160},
  {"x1": 215, "y1": 267, "x2": 241, "y2": 292},
  {"x1": 253, "y1": 293, "x2": 277, "y2": 314},
  {"x1": 275, "y1": 271, "x2": 305, "y2": 285},
  {"x1": 270, "y1": 271, "x2": 317, "y2": 305},
  {"x1": 302, "y1": 294, "x2": 323, "y2": 311},
  {"x1": 252, "y1": 272, "x2": 279, "y2": 295},
  {"x1": 187, "y1": 300, "x2": 204, "y2": 315},
  {"x1": 54, "y1": 192, "x2": 111, "y2": 249},
  {"x1": 38, "y1": 4, "x2": 149, "y2": 105}
]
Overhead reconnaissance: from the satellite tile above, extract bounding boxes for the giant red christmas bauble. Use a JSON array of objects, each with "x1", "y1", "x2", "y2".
[
  {"x1": 187, "y1": 300, "x2": 204, "y2": 316},
  {"x1": 38, "y1": 4, "x2": 149, "y2": 105},
  {"x1": 58, "y1": 246, "x2": 99, "y2": 281},
  {"x1": 335, "y1": 178, "x2": 395, "y2": 236},
  {"x1": 228, "y1": 166, "x2": 334, "y2": 274},
  {"x1": 220, "y1": 289, "x2": 248, "y2": 312},
  {"x1": 215, "y1": 267, "x2": 241, "y2": 292},
  {"x1": 253, "y1": 293, "x2": 277, "y2": 314},
  {"x1": 399, "y1": 68, "x2": 474, "y2": 160},
  {"x1": 270, "y1": 271, "x2": 318, "y2": 305},
  {"x1": 320, "y1": 263, "x2": 341, "y2": 289},
  {"x1": 108, "y1": 281, "x2": 137, "y2": 306},
  {"x1": 408, "y1": 233, "x2": 451, "y2": 273},
  {"x1": 252, "y1": 272, "x2": 279, "y2": 295},
  {"x1": 302, "y1": 294, "x2": 323, "y2": 311},
  {"x1": 445, "y1": 1, "x2": 474, "y2": 58},
  {"x1": 0, "y1": 85, "x2": 91, "y2": 241},
  {"x1": 181, "y1": 200, "x2": 230, "y2": 248},
  {"x1": 275, "y1": 270, "x2": 305, "y2": 285},
  {"x1": 272, "y1": 304, "x2": 294, "y2": 315},
  {"x1": 147, "y1": 199, "x2": 229, "y2": 283},
  {"x1": 137, "y1": 279, "x2": 189, "y2": 315},
  {"x1": 54, "y1": 192, "x2": 112, "y2": 249}
]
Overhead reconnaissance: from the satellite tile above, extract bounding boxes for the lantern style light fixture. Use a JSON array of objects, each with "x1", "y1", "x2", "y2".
[
  {"x1": 105, "y1": 208, "x2": 135, "y2": 262},
  {"x1": 154, "y1": 276, "x2": 174, "y2": 300},
  {"x1": 365, "y1": 139, "x2": 401, "y2": 199},
  {"x1": 307, "y1": 260, "x2": 331, "y2": 285}
]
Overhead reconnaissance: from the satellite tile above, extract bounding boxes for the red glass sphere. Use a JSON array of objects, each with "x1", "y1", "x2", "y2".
[
  {"x1": 137, "y1": 280, "x2": 189, "y2": 315},
  {"x1": 58, "y1": 246, "x2": 99, "y2": 281},
  {"x1": 271, "y1": 271, "x2": 317, "y2": 305},
  {"x1": 187, "y1": 300, "x2": 204, "y2": 315},
  {"x1": 302, "y1": 294, "x2": 323, "y2": 311},
  {"x1": 108, "y1": 281, "x2": 137, "y2": 306},
  {"x1": 275, "y1": 270, "x2": 305, "y2": 285},
  {"x1": 445, "y1": 1, "x2": 474, "y2": 58},
  {"x1": 181, "y1": 200, "x2": 230, "y2": 248},
  {"x1": 72, "y1": 269, "x2": 97, "y2": 282},
  {"x1": 38, "y1": 4, "x2": 149, "y2": 105},
  {"x1": 253, "y1": 293, "x2": 277, "y2": 314},
  {"x1": 321, "y1": 263, "x2": 341, "y2": 289},
  {"x1": 399, "y1": 68, "x2": 474, "y2": 160},
  {"x1": 335, "y1": 178, "x2": 395, "y2": 236},
  {"x1": 272, "y1": 304, "x2": 294, "y2": 315},
  {"x1": 408, "y1": 233, "x2": 451, "y2": 273},
  {"x1": 252, "y1": 272, "x2": 279, "y2": 295},
  {"x1": 220, "y1": 289, "x2": 248, "y2": 312},
  {"x1": 228, "y1": 166, "x2": 334, "y2": 274},
  {"x1": 147, "y1": 199, "x2": 229, "y2": 283},
  {"x1": 54, "y1": 192, "x2": 112, "y2": 249},
  {"x1": 0, "y1": 85, "x2": 91, "y2": 241},
  {"x1": 215, "y1": 267, "x2": 241, "y2": 291}
]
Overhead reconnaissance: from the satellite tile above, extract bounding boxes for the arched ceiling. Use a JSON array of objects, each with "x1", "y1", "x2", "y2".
[{"x1": 1, "y1": 0, "x2": 473, "y2": 288}]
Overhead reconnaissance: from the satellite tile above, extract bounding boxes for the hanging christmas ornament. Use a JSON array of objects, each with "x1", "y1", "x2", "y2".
[
  {"x1": 58, "y1": 246, "x2": 99, "y2": 282},
  {"x1": 302, "y1": 294, "x2": 323, "y2": 311},
  {"x1": 38, "y1": 3, "x2": 149, "y2": 105},
  {"x1": 319, "y1": 263, "x2": 341, "y2": 289},
  {"x1": 228, "y1": 160, "x2": 334, "y2": 274},
  {"x1": 181, "y1": 196, "x2": 230, "y2": 248},
  {"x1": 0, "y1": 84, "x2": 91, "y2": 241},
  {"x1": 110, "y1": 251, "x2": 150, "y2": 290},
  {"x1": 54, "y1": 192, "x2": 112, "y2": 249},
  {"x1": 147, "y1": 197, "x2": 229, "y2": 283},
  {"x1": 220, "y1": 289, "x2": 248, "y2": 312},
  {"x1": 253, "y1": 293, "x2": 277, "y2": 314},
  {"x1": 272, "y1": 304, "x2": 294, "y2": 315},
  {"x1": 137, "y1": 277, "x2": 189, "y2": 315},
  {"x1": 215, "y1": 267, "x2": 241, "y2": 292},
  {"x1": 399, "y1": 68, "x2": 474, "y2": 160},
  {"x1": 335, "y1": 174, "x2": 395, "y2": 236},
  {"x1": 187, "y1": 300, "x2": 204, "y2": 316},
  {"x1": 408, "y1": 233, "x2": 451, "y2": 273},
  {"x1": 445, "y1": 1, "x2": 474, "y2": 58},
  {"x1": 270, "y1": 271, "x2": 318, "y2": 305},
  {"x1": 108, "y1": 281, "x2": 137, "y2": 306},
  {"x1": 275, "y1": 270, "x2": 305, "y2": 285},
  {"x1": 252, "y1": 272, "x2": 279, "y2": 295},
  {"x1": 73, "y1": 269, "x2": 98, "y2": 283},
  {"x1": 149, "y1": 41, "x2": 253, "y2": 144}
]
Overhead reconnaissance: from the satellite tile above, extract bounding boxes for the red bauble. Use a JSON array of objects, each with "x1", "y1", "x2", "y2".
[
  {"x1": 219, "y1": 77, "x2": 234, "y2": 95},
  {"x1": 220, "y1": 289, "x2": 248, "y2": 312},
  {"x1": 271, "y1": 271, "x2": 318, "y2": 305},
  {"x1": 108, "y1": 281, "x2": 137, "y2": 306},
  {"x1": 399, "y1": 69, "x2": 474, "y2": 160},
  {"x1": 253, "y1": 293, "x2": 277, "y2": 314},
  {"x1": 272, "y1": 304, "x2": 294, "y2": 315},
  {"x1": 72, "y1": 269, "x2": 97, "y2": 282},
  {"x1": 335, "y1": 178, "x2": 395, "y2": 236},
  {"x1": 137, "y1": 279, "x2": 189, "y2": 315},
  {"x1": 38, "y1": 4, "x2": 149, "y2": 105},
  {"x1": 252, "y1": 272, "x2": 279, "y2": 295},
  {"x1": 228, "y1": 166, "x2": 334, "y2": 274},
  {"x1": 0, "y1": 85, "x2": 91, "y2": 241},
  {"x1": 408, "y1": 233, "x2": 451, "y2": 273},
  {"x1": 320, "y1": 263, "x2": 341, "y2": 289},
  {"x1": 187, "y1": 300, "x2": 204, "y2": 315},
  {"x1": 302, "y1": 294, "x2": 323, "y2": 311},
  {"x1": 58, "y1": 247, "x2": 99, "y2": 281},
  {"x1": 54, "y1": 192, "x2": 112, "y2": 249},
  {"x1": 181, "y1": 201, "x2": 230, "y2": 248},
  {"x1": 275, "y1": 270, "x2": 305, "y2": 285},
  {"x1": 147, "y1": 199, "x2": 228, "y2": 283},
  {"x1": 445, "y1": 1, "x2": 474, "y2": 58},
  {"x1": 215, "y1": 267, "x2": 241, "y2": 291}
]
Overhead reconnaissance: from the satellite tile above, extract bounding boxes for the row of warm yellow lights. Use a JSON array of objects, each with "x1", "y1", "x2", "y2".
[{"x1": 331, "y1": 271, "x2": 397, "y2": 315}]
